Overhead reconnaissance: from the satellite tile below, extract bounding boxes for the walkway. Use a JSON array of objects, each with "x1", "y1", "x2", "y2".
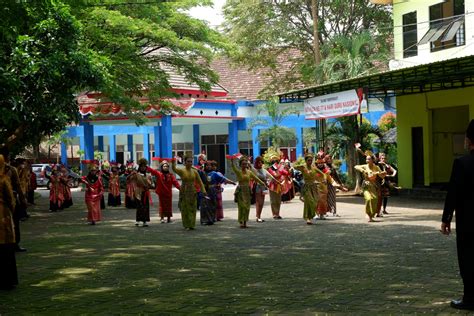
[{"x1": 0, "y1": 187, "x2": 466, "y2": 314}]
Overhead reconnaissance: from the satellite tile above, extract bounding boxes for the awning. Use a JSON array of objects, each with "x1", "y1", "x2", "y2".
[
  {"x1": 278, "y1": 54, "x2": 474, "y2": 103},
  {"x1": 78, "y1": 97, "x2": 195, "y2": 116},
  {"x1": 418, "y1": 17, "x2": 464, "y2": 46}
]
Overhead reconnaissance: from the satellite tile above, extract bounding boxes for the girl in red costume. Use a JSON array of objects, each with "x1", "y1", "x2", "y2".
[
  {"x1": 80, "y1": 162, "x2": 104, "y2": 225},
  {"x1": 148, "y1": 158, "x2": 181, "y2": 223}
]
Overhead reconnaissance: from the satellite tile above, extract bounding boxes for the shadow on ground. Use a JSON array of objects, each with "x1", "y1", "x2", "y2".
[{"x1": 0, "y1": 193, "x2": 466, "y2": 315}]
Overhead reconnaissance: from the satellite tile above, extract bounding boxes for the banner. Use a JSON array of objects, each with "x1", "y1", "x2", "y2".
[{"x1": 304, "y1": 89, "x2": 361, "y2": 120}]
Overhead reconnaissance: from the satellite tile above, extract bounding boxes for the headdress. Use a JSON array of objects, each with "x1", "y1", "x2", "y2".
[
  {"x1": 263, "y1": 147, "x2": 281, "y2": 164},
  {"x1": 184, "y1": 153, "x2": 194, "y2": 161},
  {"x1": 238, "y1": 155, "x2": 249, "y2": 166},
  {"x1": 466, "y1": 119, "x2": 474, "y2": 142},
  {"x1": 81, "y1": 159, "x2": 99, "y2": 171},
  {"x1": 304, "y1": 153, "x2": 314, "y2": 161},
  {"x1": 364, "y1": 150, "x2": 374, "y2": 157}
]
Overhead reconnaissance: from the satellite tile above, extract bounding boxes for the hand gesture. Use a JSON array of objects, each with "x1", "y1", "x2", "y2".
[
  {"x1": 440, "y1": 222, "x2": 451, "y2": 235},
  {"x1": 354, "y1": 143, "x2": 361, "y2": 149}
]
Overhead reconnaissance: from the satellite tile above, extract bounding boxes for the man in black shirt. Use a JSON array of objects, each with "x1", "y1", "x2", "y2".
[{"x1": 441, "y1": 119, "x2": 474, "y2": 310}]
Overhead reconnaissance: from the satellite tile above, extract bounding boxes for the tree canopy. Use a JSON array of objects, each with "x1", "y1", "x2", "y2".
[
  {"x1": 223, "y1": 0, "x2": 392, "y2": 92},
  {"x1": 1, "y1": 0, "x2": 227, "y2": 155}
]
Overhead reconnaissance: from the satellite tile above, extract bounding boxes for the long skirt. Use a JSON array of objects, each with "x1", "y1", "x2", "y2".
[
  {"x1": 200, "y1": 195, "x2": 216, "y2": 225},
  {"x1": 179, "y1": 183, "x2": 197, "y2": 229},
  {"x1": 327, "y1": 185, "x2": 337, "y2": 214},
  {"x1": 108, "y1": 193, "x2": 122, "y2": 207},
  {"x1": 158, "y1": 193, "x2": 173, "y2": 218},
  {"x1": 235, "y1": 185, "x2": 251, "y2": 223},
  {"x1": 363, "y1": 182, "x2": 378, "y2": 218},
  {"x1": 125, "y1": 195, "x2": 136, "y2": 209},
  {"x1": 269, "y1": 190, "x2": 282, "y2": 216},
  {"x1": 100, "y1": 195, "x2": 106, "y2": 210},
  {"x1": 215, "y1": 188, "x2": 224, "y2": 220},
  {"x1": 302, "y1": 183, "x2": 318, "y2": 220},
  {"x1": 316, "y1": 192, "x2": 328, "y2": 215},
  {"x1": 0, "y1": 244, "x2": 18, "y2": 289},
  {"x1": 136, "y1": 192, "x2": 150, "y2": 222},
  {"x1": 281, "y1": 185, "x2": 295, "y2": 202},
  {"x1": 86, "y1": 196, "x2": 102, "y2": 222}
]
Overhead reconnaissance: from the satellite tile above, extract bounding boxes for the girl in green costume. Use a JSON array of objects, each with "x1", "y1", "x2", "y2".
[
  {"x1": 172, "y1": 154, "x2": 206, "y2": 230},
  {"x1": 354, "y1": 154, "x2": 386, "y2": 222},
  {"x1": 228, "y1": 155, "x2": 267, "y2": 228},
  {"x1": 294, "y1": 153, "x2": 325, "y2": 225}
]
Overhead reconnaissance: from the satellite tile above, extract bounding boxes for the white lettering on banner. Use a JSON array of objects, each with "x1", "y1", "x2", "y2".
[{"x1": 304, "y1": 89, "x2": 361, "y2": 120}]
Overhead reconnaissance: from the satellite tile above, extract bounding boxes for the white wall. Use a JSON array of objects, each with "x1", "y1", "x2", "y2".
[{"x1": 393, "y1": 0, "x2": 474, "y2": 66}]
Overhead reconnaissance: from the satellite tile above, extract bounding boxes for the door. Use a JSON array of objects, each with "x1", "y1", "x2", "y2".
[
  {"x1": 206, "y1": 144, "x2": 226, "y2": 174},
  {"x1": 412, "y1": 127, "x2": 424, "y2": 187}
]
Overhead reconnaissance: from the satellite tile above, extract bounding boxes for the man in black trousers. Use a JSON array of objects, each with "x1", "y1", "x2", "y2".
[{"x1": 441, "y1": 119, "x2": 474, "y2": 310}]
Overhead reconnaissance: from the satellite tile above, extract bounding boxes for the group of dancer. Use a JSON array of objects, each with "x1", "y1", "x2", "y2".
[{"x1": 51, "y1": 144, "x2": 399, "y2": 229}]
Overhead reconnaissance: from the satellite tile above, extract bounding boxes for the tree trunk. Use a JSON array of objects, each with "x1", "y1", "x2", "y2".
[
  {"x1": 311, "y1": 0, "x2": 322, "y2": 65},
  {"x1": 33, "y1": 144, "x2": 40, "y2": 163}
]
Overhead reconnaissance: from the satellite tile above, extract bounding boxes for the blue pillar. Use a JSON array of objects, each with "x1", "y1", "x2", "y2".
[
  {"x1": 228, "y1": 121, "x2": 238, "y2": 155},
  {"x1": 252, "y1": 128, "x2": 260, "y2": 158},
  {"x1": 193, "y1": 124, "x2": 200, "y2": 165},
  {"x1": 153, "y1": 127, "x2": 160, "y2": 158},
  {"x1": 143, "y1": 133, "x2": 150, "y2": 162},
  {"x1": 296, "y1": 127, "x2": 303, "y2": 159},
  {"x1": 82, "y1": 122, "x2": 94, "y2": 160},
  {"x1": 127, "y1": 134, "x2": 134, "y2": 160},
  {"x1": 60, "y1": 142, "x2": 68, "y2": 166},
  {"x1": 109, "y1": 135, "x2": 116, "y2": 162},
  {"x1": 160, "y1": 115, "x2": 172, "y2": 158}
]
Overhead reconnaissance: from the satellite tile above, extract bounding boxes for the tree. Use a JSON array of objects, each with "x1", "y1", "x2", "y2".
[
  {"x1": 223, "y1": 0, "x2": 392, "y2": 89},
  {"x1": 1, "y1": 1, "x2": 228, "y2": 155},
  {"x1": 248, "y1": 97, "x2": 300, "y2": 149},
  {"x1": 0, "y1": 2, "x2": 103, "y2": 154},
  {"x1": 67, "y1": 0, "x2": 227, "y2": 120}
]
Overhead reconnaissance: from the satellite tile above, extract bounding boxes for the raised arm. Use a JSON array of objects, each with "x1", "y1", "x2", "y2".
[
  {"x1": 171, "y1": 159, "x2": 183, "y2": 177},
  {"x1": 147, "y1": 166, "x2": 161, "y2": 177}
]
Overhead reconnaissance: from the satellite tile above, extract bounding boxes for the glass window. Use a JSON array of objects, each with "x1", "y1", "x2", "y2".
[
  {"x1": 429, "y1": 0, "x2": 465, "y2": 52},
  {"x1": 403, "y1": 11, "x2": 418, "y2": 58},
  {"x1": 216, "y1": 135, "x2": 228, "y2": 144},
  {"x1": 201, "y1": 135, "x2": 215, "y2": 144}
]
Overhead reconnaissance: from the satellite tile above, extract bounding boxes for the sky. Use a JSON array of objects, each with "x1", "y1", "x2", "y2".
[{"x1": 187, "y1": 0, "x2": 226, "y2": 27}]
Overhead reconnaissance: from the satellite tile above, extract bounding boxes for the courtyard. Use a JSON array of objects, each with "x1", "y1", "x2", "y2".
[{"x1": 0, "y1": 188, "x2": 467, "y2": 314}]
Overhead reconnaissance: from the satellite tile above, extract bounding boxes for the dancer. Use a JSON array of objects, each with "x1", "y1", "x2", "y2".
[
  {"x1": 124, "y1": 161, "x2": 137, "y2": 209},
  {"x1": 228, "y1": 155, "x2": 266, "y2": 228},
  {"x1": 251, "y1": 156, "x2": 277, "y2": 223},
  {"x1": 377, "y1": 153, "x2": 399, "y2": 214},
  {"x1": 324, "y1": 154, "x2": 346, "y2": 216},
  {"x1": 172, "y1": 154, "x2": 206, "y2": 230},
  {"x1": 60, "y1": 166, "x2": 73, "y2": 209},
  {"x1": 354, "y1": 153, "x2": 386, "y2": 222},
  {"x1": 80, "y1": 162, "x2": 104, "y2": 225},
  {"x1": 132, "y1": 158, "x2": 153, "y2": 227},
  {"x1": 211, "y1": 161, "x2": 235, "y2": 221},
  {"x1": 107, "y1": 163, "x2": 121, "y2": 207},
  {"x1": 0, "y1": 154, "x2": 18, "y2": 290},
  {"x1": 148, "y1": 158, "x2": 180, "y2": 223},
  {"x1": 281, "y1": 160, "x2": 295, "y2": 202},
  {"x1": 47, "y1": 167, "x2": 65, "y2": 212},
  {"x1": 294, "y1": 153, "x2": 324, "y2": 225},
  {"x1": 265, "y1": 150, "x2": 288, "y2": 219}
]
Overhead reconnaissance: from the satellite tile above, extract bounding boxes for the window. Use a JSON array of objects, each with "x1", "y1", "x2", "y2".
[
  {"x1": 403, "y1": 11, "x2": 418, "y2": 58},
  {"x1": 418, "y1": 0, "x2": 465, "y2": 51}
]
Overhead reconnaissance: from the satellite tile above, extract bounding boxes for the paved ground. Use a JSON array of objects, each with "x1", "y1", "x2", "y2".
[{"x1": 0, "y1": 186, "x2": 470, "y2": 315}]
